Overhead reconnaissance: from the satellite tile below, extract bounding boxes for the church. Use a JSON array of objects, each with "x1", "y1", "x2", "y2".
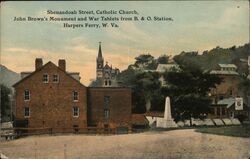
[{"x1": 90, "y1": 42, "x2": 120, "y2": 87}]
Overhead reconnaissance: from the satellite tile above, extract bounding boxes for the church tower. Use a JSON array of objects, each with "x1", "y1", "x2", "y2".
[{"x1": 96, "y1": 42, "x2": 104, "y2": 79}]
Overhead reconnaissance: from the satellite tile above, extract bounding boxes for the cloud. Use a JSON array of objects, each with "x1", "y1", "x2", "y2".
[
  {"x1": 106, "y1": 22, "x2": 152, "y2": 44},
  {"x1": 194, "y1": 5, "x2": 248, "y2": 31}
]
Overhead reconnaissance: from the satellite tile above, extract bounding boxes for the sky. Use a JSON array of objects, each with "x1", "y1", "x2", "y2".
[{"x1": 1, "y1": 1, "x2": 249, "y2": 85}]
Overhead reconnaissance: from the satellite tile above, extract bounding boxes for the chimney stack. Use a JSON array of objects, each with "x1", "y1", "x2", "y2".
[
  {"x1": 58, "y1": 59, "x2": 66, "y2": 71},
  {"x1": 35, "y1": 58, "x2": 43, "y2": 70}
]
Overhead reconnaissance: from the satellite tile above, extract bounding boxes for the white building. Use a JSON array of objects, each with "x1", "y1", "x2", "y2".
[{"x1": 155, "y1": 64, "x2": 180, "y2": 86}]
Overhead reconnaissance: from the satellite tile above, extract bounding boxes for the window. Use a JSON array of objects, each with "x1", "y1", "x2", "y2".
[
  {"x1": 229, "y1": 90, "x2": 233, "y2": 96},
  {"x1": 222, "y1": 108, "x2": 226, "y2": 115},
  {"x1": 109, "y1": 80, "x2": 111, "y2": 85},
  {"x1": 24, "y1": 107, "x2": 30, "y2": 117},
  {"x1": 24, "y1": 90, "x2": 30, "y2": 101},
  {"x1": 53, "y1": 74, "x2": 59, "y2": 83},
  {"x1": 217, "y1": 107, "x2": 221, "y2": 116},
  {"x1": 104, "y1": 109, "x2": 110, "y2": 119},
  {"x1": 73, "y1": 91, "x2": 78, "y2": 101},
  {"x1": 104, "y1": 96, "x2": 110, "y2": 108},
  {"x1": 73, "y1": 107, "x2": 79, "y2": 117},
  {"x1": 105, "y1": 80, "x2": 108, "y2": 86},
  {"x1": 43, "y1": 74, "x2": 49, "y2": 83}
]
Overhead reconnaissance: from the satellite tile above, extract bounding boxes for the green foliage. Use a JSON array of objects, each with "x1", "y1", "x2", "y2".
[
  {"x1": 196, "y1": 125, "x2": 250, "y2": 138},
  {"x1": 162, "y1": 65, "x2": 222, "y2": 121},
  {"x1": 118, "y1": 64, "x2": 161, "y2": 112},
  {"x1": 238, "y1": 77, "x2": 250, "y2": 102},
  {"x1": 173, "y1": 43, "x2": 250, "y2": 74},
  {"x1": 118, "y1": 54, "x2": 164, "y2": 113},
  {"x1": 133, "y1": 54, "x2": 158, "y2": 70},
  {"x1": 1, "y1": 84, "x2": 11, "y2": 118},
  {"x1": 134, "y1": 54, "x2": 154, "y2": 65},
  {"x1": 134, "y1": 71, "x2": 161, "y2": 111},
  {"x1": 157, "y1": 55, "x2": 170, "y2": 64},
  {"x1": 118, "y1": 43, "x2": 249, "y2": 114}
]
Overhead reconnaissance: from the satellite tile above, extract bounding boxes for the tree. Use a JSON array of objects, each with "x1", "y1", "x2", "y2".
[
  {"x1": 162, "y1": 65, "x2": 222, "y2": 125},
  {"x1": 134, "y1": 54, "x2": 154, "y2": 65},
  {"x1": 1, "y1": 84, "x2": 11, "y2": 120},
  {"x1": 134, "y1": 71, "x2": 161, "y2": 111},
  {"x1": 134, "y1": 54, "x2": 158, "y2": 70},
  {"x1": 157, "y1": 55, "x2": 170, "y2": 64},
  {"x1": 238, "y1": 77, "x2": 250, "y2": 106},
  {"x1": 118, "y1": 54, "x2": 161, "y2": 113}
]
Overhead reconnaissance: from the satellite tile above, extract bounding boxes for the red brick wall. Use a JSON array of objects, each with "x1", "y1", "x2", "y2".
[
  {"x1": 87, "y1": 87, "x2": 132, "y2": 129},
  {"x1": 14, "y1": 62, "x2": 87, "y2": 132},
  {"x1": 210, "y1": 75, "x2": 240, "y2": 99}
]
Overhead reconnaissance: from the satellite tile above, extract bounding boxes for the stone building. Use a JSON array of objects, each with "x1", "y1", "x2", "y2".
[
  {"x1": 13, "y1": 58, "x2": 132, "y2": 133},
  {"x1": 93, "y1": 42, "x2": 120, "y2": 87}
]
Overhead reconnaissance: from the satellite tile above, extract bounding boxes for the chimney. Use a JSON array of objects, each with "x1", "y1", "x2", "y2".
[
  {"x1": 58, "y1": 59, "x2": 66, "y2": 71},
  {"x1": 35, "y1": 58, "x2": 43, "y2": 70}
]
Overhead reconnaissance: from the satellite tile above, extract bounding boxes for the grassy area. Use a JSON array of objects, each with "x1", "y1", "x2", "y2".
[{"x1": 195, "y1": 124, "x2": 250, "y2": 138}]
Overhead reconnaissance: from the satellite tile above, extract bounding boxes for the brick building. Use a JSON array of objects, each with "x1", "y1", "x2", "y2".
[
  {"x1": 87, "y1": 87, "x2": 132, "y2": 130},
  {"x1": 208, "y1": 64, "x2": 249, "y2": 119},
  {"x1": 210, "y1": 64, "x2": 240, "y2": 102},
  {"x1": 13, "y1": 58, "x2": 132, "y2": 133}
]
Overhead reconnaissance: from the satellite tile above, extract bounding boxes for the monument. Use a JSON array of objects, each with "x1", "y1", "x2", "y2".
[{"x1": 156, "y1": 97, "x2": 178, "y2": 128}]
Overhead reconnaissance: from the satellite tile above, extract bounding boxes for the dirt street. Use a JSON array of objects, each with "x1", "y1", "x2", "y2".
[{"x1": 0, "y1": 129, "x2": 249, "y2": 159}]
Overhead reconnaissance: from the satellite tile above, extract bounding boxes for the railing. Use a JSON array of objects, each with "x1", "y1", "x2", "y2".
[{"x1": 1, "y1": 127, "x2": 125, "y2": 139}]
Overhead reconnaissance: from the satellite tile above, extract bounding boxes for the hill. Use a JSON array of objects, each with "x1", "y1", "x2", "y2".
[
  {"x1": 173, "y1": 43, "x2": 250, "y2": 76},
  {"x1": 0, "y1": 65, "x2": 20, "y2": 92}
]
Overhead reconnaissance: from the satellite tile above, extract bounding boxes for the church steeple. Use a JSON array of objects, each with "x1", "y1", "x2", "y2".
[
  {"x1": 96, "y1": 42, "x2": 104, "y2": 79},
  {"x1": 97, "y1": 42, "x2": 103, "y2": 62}
]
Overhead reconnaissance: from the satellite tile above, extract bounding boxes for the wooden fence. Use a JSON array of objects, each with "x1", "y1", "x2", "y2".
[{"x1": 1, "y1": 127, "x2": 129, "y2": 139}]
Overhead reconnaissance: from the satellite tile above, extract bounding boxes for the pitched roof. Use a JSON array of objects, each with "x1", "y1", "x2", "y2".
[
  {"x1": 156, "y1": 64, "x2": 180, "y2": 73},
  {"x1": 145, "y1": 111, "x2": 164, "y2": 117},
  {"x1": 210, "y1": 70, "x2": 239, "y2": 75},
  {"x1": 218, "y1": 64, "x2": 237, "y2": 68},
  {"x1": 104, "y1": 63, "x2": 111, "y2": 69},
  {"x1": 13, "y1": 61, "x2": 85, "y2": 87},
  {"x1": 217, "y1": 97, "x2": 247, "y2": 109},
  {"x1": 132, "y1": 114, "x2": 148, "y2": 125},
  {"x1": 217, "y1": 97, "x2": 235, "y2": 108}
]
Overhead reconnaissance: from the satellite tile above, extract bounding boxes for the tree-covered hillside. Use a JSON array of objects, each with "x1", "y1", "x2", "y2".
[
  {"x1": 118, "y1": 43, "x2": 249, "y2": 114},
  {"x1": 174, "y1": 43, "x2": 250, "y2": 75}
]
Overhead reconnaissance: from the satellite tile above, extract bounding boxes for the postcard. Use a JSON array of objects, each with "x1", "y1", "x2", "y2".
[{"x1": 0, "y1": 1, "x2": 249, "y2": 159}]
